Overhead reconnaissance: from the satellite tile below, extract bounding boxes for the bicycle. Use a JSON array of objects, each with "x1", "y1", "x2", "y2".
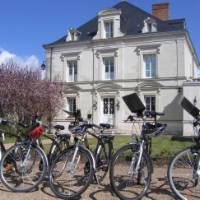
[
  {"x1": 49, "y1": 121, "x2": 114, "y2": 199},
  {"x1": 168, "y1": 97, "x2": 200, "y2": 200},
  {"x1": 0, "y1": 122, "x2": 47, "y2": 192},
  {"x1": 0, "y1": 118, "x2": 70, "y2": 192},
  {"x1": 109, "y1": 93, "x2": 167, "y2": 200}
]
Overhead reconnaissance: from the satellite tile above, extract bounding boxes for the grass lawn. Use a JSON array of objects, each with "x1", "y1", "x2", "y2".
[
  {"x1": 87, "y1": 135, "x2": 193, "y2": 159},
  {"x1": 3, "y1": 133, "x2": 194, "y2": 159}
]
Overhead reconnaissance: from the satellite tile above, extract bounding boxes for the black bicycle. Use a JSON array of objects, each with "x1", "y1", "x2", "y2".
[
  {"x1": 168, "y1": 97, "x2": 200, "y2": 200},
  {"x1": 49, "y1": 121, "x2": 114, "y2": 199},
  {"x1": 109, "y1": 93, "x2": 167, "y2": 200}
]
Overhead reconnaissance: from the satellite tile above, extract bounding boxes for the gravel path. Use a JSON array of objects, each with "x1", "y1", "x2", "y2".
[{"x1": 0, "y1": 167, "x2": 176, "y2": 200}]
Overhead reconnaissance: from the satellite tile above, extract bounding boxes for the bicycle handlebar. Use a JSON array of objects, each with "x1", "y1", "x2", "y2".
[{"x1": 124, "y1": 111, "x2": 165, "y2": 122}]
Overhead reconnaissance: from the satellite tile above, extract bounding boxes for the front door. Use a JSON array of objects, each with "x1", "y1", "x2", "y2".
[{"x1": 102, "y1": 97, "x2": 115, "y2": 125}]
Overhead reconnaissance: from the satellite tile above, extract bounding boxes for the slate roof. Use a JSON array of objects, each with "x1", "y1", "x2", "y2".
[{"x1": 44, "y1": 1, "x2": 185, "y2": 47}]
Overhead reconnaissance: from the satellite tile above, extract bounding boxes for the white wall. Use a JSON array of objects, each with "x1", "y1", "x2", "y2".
[
  {"x1": 45, "y1": 35, "x2": 189, "y2": 82},
  {"x1": 183, "y1": 81, "x2": 200, "y2": 136}
]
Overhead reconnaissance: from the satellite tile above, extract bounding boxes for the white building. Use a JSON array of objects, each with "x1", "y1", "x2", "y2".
[{"x1": 43, "y1": 1, "x2": 200, "y2": 135}]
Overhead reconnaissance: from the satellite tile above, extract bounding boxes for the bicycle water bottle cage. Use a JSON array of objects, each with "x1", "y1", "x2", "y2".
[{"x1": 27, "y1": 125, "x2": 44, "y2": 138}]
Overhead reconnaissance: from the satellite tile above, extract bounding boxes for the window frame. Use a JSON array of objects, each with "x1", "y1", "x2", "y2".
[
  {"x1": 143, "y1": 54, "x2": 157, "y2": 78},
  {"x1": 103, "y1": 56, "x2": 115, "y2": 80},
  {"x1": 144, "y1": 95, "x2": 156, "y2": 112},
  {"x1": 67, "y1": 97, "x2": 76, "y2": 113},
  {"x1": 104, "y1": 20, "x2": 114, "y2": 39},
  {"x1": 67, "y1": 60, "x2": 78, "y2": 82}
]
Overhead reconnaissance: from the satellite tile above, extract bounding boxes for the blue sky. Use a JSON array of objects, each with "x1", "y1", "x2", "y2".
[{"x1": 0, "y1": 0, "x2": 199, "y2": 66}]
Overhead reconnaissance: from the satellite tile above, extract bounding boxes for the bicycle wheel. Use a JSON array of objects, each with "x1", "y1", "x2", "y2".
[
  {"x1": 168, "y1": 145, "x2": 200, "y2": 200},
  {"x1": 49, "y1": 146, "x2": 94, "y2": 199},
  {"x1": 110, "y1": 144, "x2": 151, "y2": 200},
  {"x1": 95, "y1": 142, "x2": 110, "y2": 183},
  {"x1": 0, "y1": 143, "x2": 47, "y2": 192}
]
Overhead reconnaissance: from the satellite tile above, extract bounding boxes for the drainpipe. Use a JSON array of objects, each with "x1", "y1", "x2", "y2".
[
  {"x1": 175, "y1": 39, "x2": 179, "y2": 86},
  {"x1": 92, "y1": 48, "x2": 95, "y2": 122}
]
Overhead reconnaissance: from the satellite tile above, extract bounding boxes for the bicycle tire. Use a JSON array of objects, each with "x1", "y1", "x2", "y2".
[
  {"x1": 168, "y1": 145, "x2": 200, "y2": 200},
  {"x1": 0, "y1": 143, "x2": 47, "y2": 192},
  {"x1": 95, "y1": 142, "x2": 111, "y2": 183},
  {"x1": 110, "y1": 144, "x2": 151, "y2": 200},
  {"x1": 49, "y1": 145, "x2": 94, "y2": 199}
]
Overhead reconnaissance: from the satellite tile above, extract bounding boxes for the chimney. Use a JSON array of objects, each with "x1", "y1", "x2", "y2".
[{"x1": 152, "y1": 3, "x2": 169, "y2": 20}]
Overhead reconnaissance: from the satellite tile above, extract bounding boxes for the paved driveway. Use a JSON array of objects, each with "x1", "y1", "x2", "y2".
[{"x1": 0, "y1": 167, "x2": 175, "y2": 200}]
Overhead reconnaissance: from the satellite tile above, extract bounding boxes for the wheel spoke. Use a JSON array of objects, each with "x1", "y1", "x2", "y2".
[
  {"x1": 0, "y1": 144, "x2": 46, "y2": 192},
  {"x1": 169, "y1": 147, "x2": 200, "y2": 200},
  {"x1": 110, "y1": 145, "x2": 150, "y2": 199}
]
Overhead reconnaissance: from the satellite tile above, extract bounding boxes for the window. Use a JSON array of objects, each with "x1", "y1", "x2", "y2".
[
  {"x1": 103, "y1": 57, "x2": 114, "y2": 80},
  {"x1": 71, "y1": 32, "x2": 75, "y2": 41},
  {"x1": 144, "y1": 96, "x2": 156, "y2": 112},
  {"x1": 104, "y1": 21, "x2": 113, "y2": 38},
  {"x1": 67, "y1": 97, "x2": 76, "y2": 113},
  {"x1": 143, "y1": 54, "x2": 156, "y2": 78},
  {"x1": 147, "y1": 23, "x2": 152, "y2": 32},
  {"x1": 142, "y1": 17, "x2": 157, "y2": 33},
  {"x1": 103, "y1": 98, "x2": 115, "y2": 114},
  {"x1": 68, "y1": 60, "x2": 77, "y2": 82}
]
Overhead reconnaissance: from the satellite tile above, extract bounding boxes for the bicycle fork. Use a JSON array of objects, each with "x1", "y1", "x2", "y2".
[
  {"x1": 20, "y1": 146, "x2": 32, "y2": 171},
  {"x1": 128, "y1": 141, "x2": 144, "y2": 176},
  {"x1": 67, "y1": 143, "x2": 81, "y2": 174}
]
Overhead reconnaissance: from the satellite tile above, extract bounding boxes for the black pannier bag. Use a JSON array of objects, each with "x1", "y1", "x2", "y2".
[
  {"x1": 181, "y1": 97, "x2": 200, "y2": 119},
  {"x1": 123, "y1": 93, "x2": 145, "y2": 116}
]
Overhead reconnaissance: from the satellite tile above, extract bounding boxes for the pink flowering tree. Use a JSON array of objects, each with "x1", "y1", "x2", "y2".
[{"x1": 0, "y1": 63, "x2": 64, "y2": 126}]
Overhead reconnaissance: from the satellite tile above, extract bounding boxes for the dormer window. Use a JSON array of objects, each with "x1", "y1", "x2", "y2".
[
  {"x1": 104, "y1": 21, "x2": 113, "y2": 38},
  {"x1": 93, "y1": 8, "x2": 123, "y2": 40},
  {"x1": 142, "y1": 17, "x2": 157, "y2": 33},
  {"x1": 66, "y1": 28, "x2": 81, "y2": 42}
]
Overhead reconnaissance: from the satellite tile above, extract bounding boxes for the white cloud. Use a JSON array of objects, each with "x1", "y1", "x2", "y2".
[{"x1": 0, "y1": 48, "x2": 40, "y2": 69}]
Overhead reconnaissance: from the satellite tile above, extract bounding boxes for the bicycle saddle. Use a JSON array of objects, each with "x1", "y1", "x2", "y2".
[
  {"x1": 54, "y1": 125, "x2": 65, "y2": 130},
  {"x1": 100, "y1": 123, "x2": 111, "y2": 129}
]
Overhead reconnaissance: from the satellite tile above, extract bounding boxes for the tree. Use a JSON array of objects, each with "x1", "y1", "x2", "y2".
[{"x1": 0, "y1": 63, "x2": 64, "y2": 125}]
